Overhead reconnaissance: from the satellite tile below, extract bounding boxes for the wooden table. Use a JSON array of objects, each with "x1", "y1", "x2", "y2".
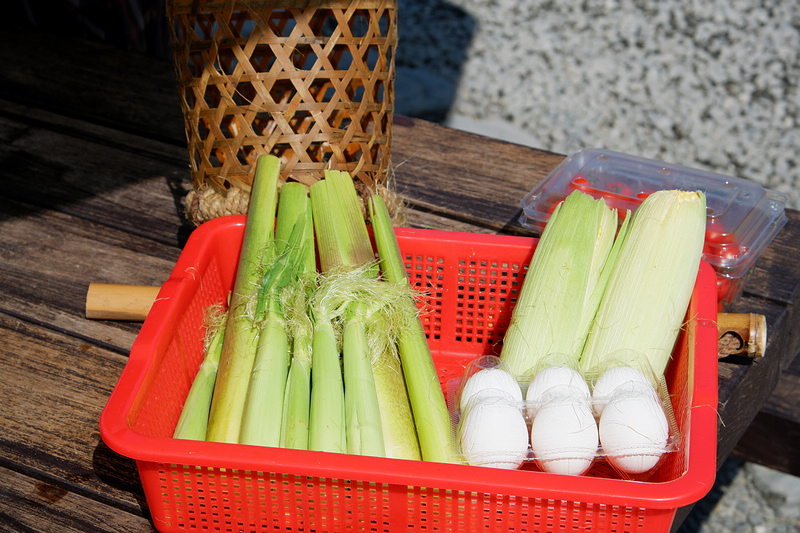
[{"x1": 2, "y1": 27, "x2": 799, "y2": 532}]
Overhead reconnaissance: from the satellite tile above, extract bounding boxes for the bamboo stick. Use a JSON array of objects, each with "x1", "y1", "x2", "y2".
[{"x1": 85, "y1": 283, "x2": 161, "y2": 321}]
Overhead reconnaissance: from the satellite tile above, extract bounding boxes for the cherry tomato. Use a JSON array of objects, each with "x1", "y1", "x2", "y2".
[
  {"x1": 569, "y1": 175, "x2": 597, "y2": 197},
  {"x1": 705, "y1": 220, "x2": 736, "y2": 245},
  {"x1": 606, "y1": 181, "x2": 633, "y2": 197}
]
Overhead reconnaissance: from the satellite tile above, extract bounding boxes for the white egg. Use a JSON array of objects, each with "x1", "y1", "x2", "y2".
[
  {"x1": 461, "y1": 387, "x2": 519, "y2": 416},
  {"x1": 458, "y1": 395, "x2": 530, "y2": 469},
  {"x1": 599, "y1": 382, "x2": 670, "y2": 475},
  {"x1": 592, "y1": 366, "x2": 652, "y2": 416},
  {"x1": 525, "y1": 366, "x2": 590, "y2": 419},
  {"x1": 459, "y1": 367, "x2": 523, "y2": 413},
  {"x1": 529, "y1": 393, "x2": 598, "y2": 476}
]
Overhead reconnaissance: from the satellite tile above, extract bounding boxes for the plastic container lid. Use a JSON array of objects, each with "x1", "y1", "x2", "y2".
[{"x1": 520, "y1": 148, "x2": 788, "y2": 280}]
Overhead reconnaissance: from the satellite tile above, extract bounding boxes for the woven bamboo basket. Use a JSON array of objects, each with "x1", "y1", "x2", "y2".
[{"x1": 167, "y1": 0, "x2": 403, "y2": 226}]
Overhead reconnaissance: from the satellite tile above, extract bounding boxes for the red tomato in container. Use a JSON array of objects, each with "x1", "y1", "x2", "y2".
[
  {"x1": 705, "y1": 220, "x2": 736, "y2": 245},
  {"x1": 716, "y1": 275, "x2": 733, "y2": 303}
]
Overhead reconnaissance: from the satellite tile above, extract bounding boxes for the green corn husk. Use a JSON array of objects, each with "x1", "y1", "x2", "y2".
[
  {"x1": 306, "y1": 173, "x2": 359, "y2": 454},
  {"x1": 369, "y1": 194, "x2": 459, "y2": 464},
  {"x1": 280, "y1": 274, "x2": 314, "y2": 450},
  {"x1": 239, "y1": 185, "x2": 311, "y2": 446},
  {"x1": 499, "y1": 190, "x2": 622, "y2": 379},
  {"x1": 363, "y1": 305, "x2": 421, "y2": 461},
  {"x1": 308, "y1": 171, "x2": 421, "y2": 459},
  {"x1": 206, "y1": 155, "x2": 280, "y2": 443},
  {"x1": 307, "y1": 307, "x2": 347, "y2": 454},
  {"x1": 343, "y1": 302, "x2": 386, "y2": 457},
  {"x1": 579, "y1": 189, "x2": 707, "y2": 379},
  {"x1": 173, "y1": 311, "x2": 226, "y2": 441},
  {"x1": 280, "y1": 183, "x2": 316, "y2": 450}
]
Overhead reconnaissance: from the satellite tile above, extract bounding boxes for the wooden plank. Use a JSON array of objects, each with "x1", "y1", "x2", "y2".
[
  {"x1": 719, "y1": 210, "x2": 800, "y2": 474},
  {"x1": 405, "y1": 208, "x2": 501, "y2": 234},
  {"x1": 731, "y1": 350, "x2": 800, "y2": 476},
  {"x1": 712, "y1": 294, "x2": 795, "y2": 454},
  {"x1": 0, "y1": 313, "x2": 145, "y2": 513},
  {"x1": 0, "y1": 97, "x2": 492, "y2": 238},
  {"x1": 0, "y1": 28, "x2": 186, "y2": 145},
  {"x1": 734, "y1": 410, "x2": 800, "y2": 475},
  {"x1": 741, "y1": 209, "x2": 800, "y2": 308},
  {"x1": 0, "y1": 466, "x2": 153, "y2": 533},
  {"x1": 758, "y1": 353, "x2": 800, "y2": 422},
  {"x1": 732, "y1": 385, "x2": 800, "y2": 476},
  {"x1": 0, "y1": 98, "x2": 193, "y2": 246},
  {"x1": 392, "y1": 115, "x2": 564, "y2": 235},
  {"x1": 0, "y1": 200, "x2": 178, "y2": 352}
]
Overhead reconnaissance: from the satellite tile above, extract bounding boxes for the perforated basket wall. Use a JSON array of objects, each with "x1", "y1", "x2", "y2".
[
  {"x1": 167, "y1": 0, "x2": 400, "y2": 225},
  {"x1": 100, "y1": 217, "x2": 720, "y2": 533}
]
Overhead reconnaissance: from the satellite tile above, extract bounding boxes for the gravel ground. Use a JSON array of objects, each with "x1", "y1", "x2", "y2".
[
  {"x1": 394, "y1": 1, "x2": 800, "y2": 531},
  {"x1": 394, "y1": 0, "x2": 800, "y2": 210},
  {"x1": 677, "y1": 458, "x2": 800, "y2": 533}
]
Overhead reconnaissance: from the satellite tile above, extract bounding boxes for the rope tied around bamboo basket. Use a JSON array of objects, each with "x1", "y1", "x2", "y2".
[{"x1": 185, "y1": 179, "x2": 406, "y2": 227}]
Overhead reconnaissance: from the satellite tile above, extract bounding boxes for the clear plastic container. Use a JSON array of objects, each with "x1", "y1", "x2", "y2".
[
  {"x1": 450, "y1": 355, "x2": 681, "y2": 481},
  {"x1": 520, "y1": 149, "x2": 788, "y2": 306}
]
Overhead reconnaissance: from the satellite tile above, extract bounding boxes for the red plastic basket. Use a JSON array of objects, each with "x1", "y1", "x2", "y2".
[{"x1": 100, "y1": 215, "x2": 719, "y2": 533}]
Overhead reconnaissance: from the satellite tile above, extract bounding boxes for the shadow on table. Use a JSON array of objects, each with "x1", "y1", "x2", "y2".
[
  {"x1": 1, "y1": 0, "x2": 475, "y2": 247},
  {"x1": 92, "y1": 439, "x2": 152, "y2": 522},
  {"x1": 10, "y1": 0, "x2": 171, "y2": 59}
]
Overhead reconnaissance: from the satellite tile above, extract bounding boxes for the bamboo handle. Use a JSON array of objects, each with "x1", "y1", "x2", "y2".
[
  {"x1": 85, "y1": 283, "x2": 161, "y2": 321},
  {"x1": 717, "y1": 312, "x2": 767, "y2": 359},
  {"x1": 85, "y1": 284, "x2": 769, "y2": 357}
]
